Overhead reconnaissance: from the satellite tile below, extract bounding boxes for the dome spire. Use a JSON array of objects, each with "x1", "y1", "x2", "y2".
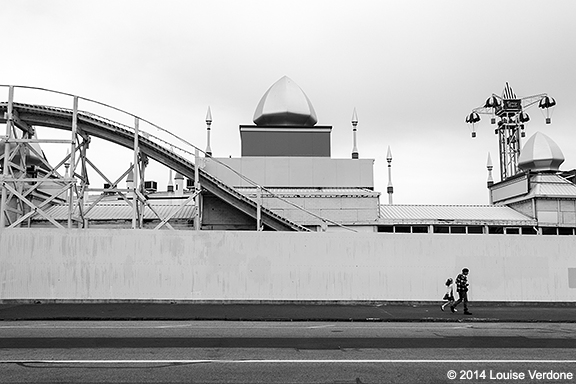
[
  {"x1": 487, "y1": 152, "x2": 494, "y2": 187},
  {"x1": 487, "y1": 152, "x2": 494, "y2": 204},
  {"x1": 205, "y1": 106, "x2": 212, "y2": 157},
  {"x1": 387, "y1": 146, "x2": 393, "y2": 205},
  {"x1": 351, "y1": 108, "x2": 359, "y2": 159}
]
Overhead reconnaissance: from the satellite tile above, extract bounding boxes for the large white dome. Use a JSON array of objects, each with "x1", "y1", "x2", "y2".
[
  {"x1": 518, "y1": 131, "x2": 565, "y2": 172},
  {"x1": 253, "y1": 76, "x2": 318, "y2": 126}
]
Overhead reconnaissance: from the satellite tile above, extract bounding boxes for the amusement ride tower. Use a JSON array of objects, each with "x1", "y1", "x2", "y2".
[{"x1": 466, "y1": 83, "x2": 556, "y2": 181}]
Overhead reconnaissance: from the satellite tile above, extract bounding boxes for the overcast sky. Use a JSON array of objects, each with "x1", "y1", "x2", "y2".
[{"x1": 3, "y1": 0, "x2": 576, "y2": 205}]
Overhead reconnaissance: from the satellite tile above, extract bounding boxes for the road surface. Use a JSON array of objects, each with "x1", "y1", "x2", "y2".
[{"x1": 1, "y1": 321, "x2": 575, "y2": 383}]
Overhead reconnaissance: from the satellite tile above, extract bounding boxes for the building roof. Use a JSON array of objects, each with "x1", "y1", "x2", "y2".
[
  {"x1": 235, "y1": 187, "x2": 380, "y2": 199},
  {"x1": 32, "y1": 201, "x2": 195, "y2": 221},
  {"x1": 378, "y1": 204, "x2": 536, "y2": 226},
  {"x1": 530, "y1": 174, "x2": 576, "y2": 197},
  {"x1": 501, "y1": 173, "x2": 576, "y2": 205}
]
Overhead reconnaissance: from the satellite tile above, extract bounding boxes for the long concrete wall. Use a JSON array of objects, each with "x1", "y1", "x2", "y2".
[{"x1": 1, "y1": 228, "x2": 575, "y2": 302}]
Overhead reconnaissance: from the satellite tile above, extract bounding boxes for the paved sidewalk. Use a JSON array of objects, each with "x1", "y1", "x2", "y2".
[{"x1": 0, "y1": 302, "x2": 574, "y2": 322}]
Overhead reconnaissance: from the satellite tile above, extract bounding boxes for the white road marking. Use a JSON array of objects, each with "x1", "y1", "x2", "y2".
[
  {"x1": 0, "y1": 359, "x2": 575, "y2": 364},
  {"x1": 0, "y1": 323, "x2": 472, "y2": 330}
]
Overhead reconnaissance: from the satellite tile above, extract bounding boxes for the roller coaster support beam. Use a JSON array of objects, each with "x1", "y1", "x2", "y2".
[
  {"x1": 257, "y1": 186, "x2": 262, "y2": 231},
  {"x1": 194, "y1": 148, "x2": 201, "y2": 230},
  {"x1": 0, "y1": 86, "x2": 14, "y2": 229},
  {"x1": 67, "y1": 96, "x2": 78, "y2": 228},
  {"x1": 138, "y1": 153, "x2": 148, "y2": 229},
  {"x1": 132, "y1": 117, "x2": 140, "y2": 229}
]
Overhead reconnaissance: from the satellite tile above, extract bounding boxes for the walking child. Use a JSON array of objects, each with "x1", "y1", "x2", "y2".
[{"x1": 441, "y1": 278, "x2": 456, "y2": 312}]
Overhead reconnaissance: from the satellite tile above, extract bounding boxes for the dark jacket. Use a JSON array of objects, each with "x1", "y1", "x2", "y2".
[{"x1": 456, "y1": 273, "x2": 468, "y2": 292}]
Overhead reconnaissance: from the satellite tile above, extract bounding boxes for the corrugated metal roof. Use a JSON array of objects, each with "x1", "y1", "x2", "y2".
[
  {"x1": 235, "y1": 187, "x2": 380, "y2": 198},
  {"x1": 531, "y1": 174, "x2": 576, "y2": 197},
  {"x1": 379, "y1": 204, "x2": 536, "y2": 225},
  {"x1": 497, "y1": 174, "x2": 576, "y2": 204},
  {"x1": 32, "y1": 202, "x2": 195, "y2": 221}
]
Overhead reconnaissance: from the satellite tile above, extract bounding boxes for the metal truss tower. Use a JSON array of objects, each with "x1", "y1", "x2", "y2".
[
  {"x1": 466, "y1": 82, "x2": 556, "y2": 181},
  {"x1": 0, "y1": 87, "x2": 158, "y2": 229},
  {"x1": 0, "y1": 85, "x2": 204, "y2": 230}
]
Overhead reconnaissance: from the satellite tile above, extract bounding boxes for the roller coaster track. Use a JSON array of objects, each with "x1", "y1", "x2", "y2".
[{"x1": 0, "y1": 101, "x2": 309, "y2": 232}]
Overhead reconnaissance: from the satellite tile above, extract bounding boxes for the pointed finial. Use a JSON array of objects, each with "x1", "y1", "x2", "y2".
[
  {"x1": 351, "y1": 108, "x2": 358, "y2": 126},
  {"x1": 205, "y1": 106, "x2": 213, "y2": 157},
  {"x1": 487, "y1": 152, "x2": 494, "y2": 192},
  {"x1": 351, "y1": 108, "x2": 359, "y2": 159},
  {"x1": 206, "y1": 106, "x2": 212, "y2": 124},
  {"x1": 386, "y1": 146, "x2": 393, "y2": 204}
]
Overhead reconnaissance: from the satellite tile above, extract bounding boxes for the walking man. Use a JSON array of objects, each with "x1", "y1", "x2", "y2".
[{"x1": 451, "y1": 268, "x2": 472, "y2": 315}]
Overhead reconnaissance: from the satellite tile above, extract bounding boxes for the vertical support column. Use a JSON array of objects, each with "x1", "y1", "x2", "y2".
[
  {"x1": 0, "y1": 86, "x2": 14, "y2": 229},
  {"x1": 132, "y1": 117, "x2": 140, "y2": 229},
  {"x1": 514, "y1": 121, "x2": 521, "y2": 175},
  {"x1": 79, "y1": 137, "x2": 89, "y2": 228},
  {"x1": 256, "y1": 185, "x2": 262, "y2": 231},
  {"x1": 194, "y1": 148, "x2": 200, "y2": 230},
  {"x1": 498, "y1": 127, "x2": 506, "y2": 181},
  {"x1": 67, "y1": 96, "x2": 78, "y2": 228},
  {"x1": 138, "y1": 153, "x2": 146, "y2": 229},
  {"x1": 499, "y1": 120, "x2": 522, "y2": 181}
]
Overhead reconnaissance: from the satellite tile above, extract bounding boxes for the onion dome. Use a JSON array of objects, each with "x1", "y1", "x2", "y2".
[
  {"x1": 518, "y1": 132, "x2": 565, "y2": 172},
  {"x1": 253, "y1": 76, "x2": 318, "y2": 126}
]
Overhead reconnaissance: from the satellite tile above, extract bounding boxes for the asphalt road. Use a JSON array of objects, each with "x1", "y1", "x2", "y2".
[
  {"x1": 1, "y1": 321, "x2": 575, "y2": 383},
  {"x1": 1, "y1": 302, "x2": 575, "y2": 322}
]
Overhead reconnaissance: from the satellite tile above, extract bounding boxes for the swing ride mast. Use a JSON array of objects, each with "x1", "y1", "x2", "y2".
[{"x1": 465, "y1": 82, "x2": 556, "y2": 181}]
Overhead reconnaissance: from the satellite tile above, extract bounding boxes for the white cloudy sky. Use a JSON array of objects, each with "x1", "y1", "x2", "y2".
[{"x1": 3, "y1": 0, "x2": 576, "y2": 205}]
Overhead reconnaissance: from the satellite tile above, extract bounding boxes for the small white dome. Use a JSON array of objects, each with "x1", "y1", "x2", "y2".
[
  {"x1": 253, "y1": 76, "x2": 318, "y2": 126},
  {"x1": 518, "y1": 132, "x2": 565, "y2": 172}
]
